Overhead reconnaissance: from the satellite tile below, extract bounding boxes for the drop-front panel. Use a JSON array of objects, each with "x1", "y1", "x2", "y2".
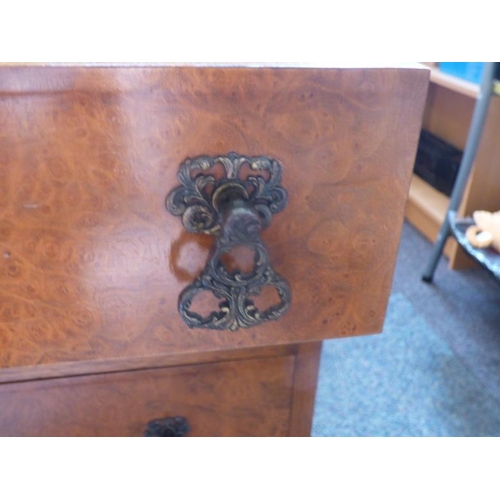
[{"x1": 0, "y1": 65, "x2": 429, "y2": 372}]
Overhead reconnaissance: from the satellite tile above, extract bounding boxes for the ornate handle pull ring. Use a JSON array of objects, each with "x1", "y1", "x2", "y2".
[{"x1": 166, "y1": 153, "x2": 291, "y2": 331}]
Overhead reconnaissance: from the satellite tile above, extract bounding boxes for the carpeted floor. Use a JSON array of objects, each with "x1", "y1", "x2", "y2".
[{"x1": 312, "y1": 221, "x2": 500, "y2": 437}]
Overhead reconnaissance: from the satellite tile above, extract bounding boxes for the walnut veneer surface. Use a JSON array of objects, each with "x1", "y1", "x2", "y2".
[
  {"x1": 0, "y1": 65, "x2": 429, "y2": 372},
  {"x1": 0, "y1": 65, "x2": 429, "y2": 436},
  {"x1": 0, "y1": 351, "x2": 296, "y2": 436},
  {"x1": 0, "y1": 342, "x2": 322, "y2": 436}
]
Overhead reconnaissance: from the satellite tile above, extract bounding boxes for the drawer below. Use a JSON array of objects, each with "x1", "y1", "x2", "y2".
[{"x1": 0, "y1": 355, "x2": 295, "y2": 436}]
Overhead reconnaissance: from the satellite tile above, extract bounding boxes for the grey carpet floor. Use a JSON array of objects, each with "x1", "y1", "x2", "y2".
[{"x1": 312, "y1": 221, "x2": 500, "y2": 437}]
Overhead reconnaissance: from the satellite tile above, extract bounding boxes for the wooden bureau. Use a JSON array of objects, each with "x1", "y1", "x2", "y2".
[{"x1": 0, "y1": 64, "x2": 429, "y2": 436}]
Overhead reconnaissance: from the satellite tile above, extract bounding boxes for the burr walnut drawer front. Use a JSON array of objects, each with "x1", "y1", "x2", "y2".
[
  {"x1": 0, "y1": 65, "x2": 429, "y2": 373},
  {"x1": 0, "y1": 355, "x2": 296, "y2": 437}
]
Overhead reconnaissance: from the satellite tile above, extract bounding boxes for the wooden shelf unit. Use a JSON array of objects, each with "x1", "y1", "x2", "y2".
[
  {"x1": 405, "y1": 64, "x2": 500, "y2": 270},
  {"x1": 428, "y1": 66, "x2": 480, "y2": 99}
]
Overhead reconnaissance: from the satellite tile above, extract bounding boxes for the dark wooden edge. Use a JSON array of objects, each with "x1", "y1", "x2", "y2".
[
  {"x1": 0, "y1": 344, "x2": 299, "y2": 385},
  {"x1": 0, "y1": 65, "x2": 429, "y2": 94},
  {"x1": 288, "y1": 341, "x2": 323, "y2": 437}
]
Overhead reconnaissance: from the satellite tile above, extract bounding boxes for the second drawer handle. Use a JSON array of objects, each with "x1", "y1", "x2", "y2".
[
  {"x1": 166, "y1": 153, "x2": 291, "y2": 331},
  {"x1": 144, "y1": 416, "x2": 190, "y2": 437}
]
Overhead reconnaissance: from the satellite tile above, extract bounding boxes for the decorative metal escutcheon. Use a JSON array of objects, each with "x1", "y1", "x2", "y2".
[{"x1": 166, "y1": 152, "x2": 291, "y2": 331}]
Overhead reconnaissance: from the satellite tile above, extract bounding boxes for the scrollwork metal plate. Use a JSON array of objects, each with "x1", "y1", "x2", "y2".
[
  {"x1": 166, "y1": 152, "x2": 288, "y2": 235},
  {"x1": 166, "y1": 153, "x2": 291, "y2": 331}
]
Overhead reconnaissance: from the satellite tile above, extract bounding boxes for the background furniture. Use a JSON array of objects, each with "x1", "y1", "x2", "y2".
[
  {"x1": 406, "y1": 63, "x2": 500, "y2": 270},
  {"x1": 423, "y1": 63, "x2": 500, "y2": 282},
  {"x1": 0, "y1": 64, "x2": 428, "y2": 436}
]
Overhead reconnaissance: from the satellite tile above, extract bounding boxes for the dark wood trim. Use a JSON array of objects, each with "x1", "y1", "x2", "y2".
[
  {"x1": 0, "y1": 344, "x2": 298, "y2": 385},
  {"x1": 288, "y1": 341, "x2": 322, "y2": 436}
]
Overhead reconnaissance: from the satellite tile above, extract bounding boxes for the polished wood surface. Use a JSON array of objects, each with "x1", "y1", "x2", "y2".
[
  {"x1": 0, "y1": 342, "x2": 298, "y2": 384},
  {"x1": 0, "y1": 65, "x2": 428, "y2": 437},
  {"x1": 0, "y1": 346, "x2": 312, "y2": 436},
  {"x1": 0, "y1": 65, "x2": 428, "y2": 372}
]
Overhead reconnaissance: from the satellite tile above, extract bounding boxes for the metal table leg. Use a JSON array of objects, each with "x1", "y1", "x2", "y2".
[{"x1": 422, "y1": 62, "x2": 497, "y2": 283}]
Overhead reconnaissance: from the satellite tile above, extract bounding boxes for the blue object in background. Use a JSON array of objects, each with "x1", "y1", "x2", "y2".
[{"x1": 439, "y1": 62, "x2": 485, "y2": 84}]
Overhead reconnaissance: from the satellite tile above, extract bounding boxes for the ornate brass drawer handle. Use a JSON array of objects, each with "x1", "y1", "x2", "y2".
[{"x1": 166, "y1": 153, "x2": 291, "y2": 331}]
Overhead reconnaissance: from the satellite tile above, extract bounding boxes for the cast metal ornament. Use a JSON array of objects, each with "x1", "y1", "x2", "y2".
[{"x1": 166, "y1": 153, "x2": 291, "y2": 331}]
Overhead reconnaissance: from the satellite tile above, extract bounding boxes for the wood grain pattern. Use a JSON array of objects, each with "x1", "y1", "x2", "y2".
[
  {"x1": 0, "y1": 342, "x2": 297, "y2": 384},
  {"x1": 0, "y1": 353, "x2": 296, "y2": 437},
  {"x1": 0, "y1": 65, "x2": 429, "y2": 371}
]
